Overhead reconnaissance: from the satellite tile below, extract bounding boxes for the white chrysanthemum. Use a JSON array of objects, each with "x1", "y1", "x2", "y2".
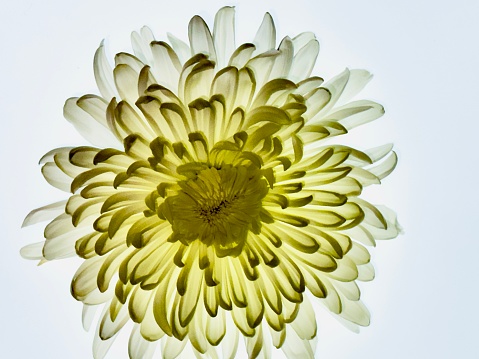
[{"x1": 22, "y1": 7, "x2": 401, "y2": 359}]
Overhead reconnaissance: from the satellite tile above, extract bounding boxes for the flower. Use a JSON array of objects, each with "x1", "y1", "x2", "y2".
[{"x1": 21, "y1": 6, "x2": 401, "y2": 359}]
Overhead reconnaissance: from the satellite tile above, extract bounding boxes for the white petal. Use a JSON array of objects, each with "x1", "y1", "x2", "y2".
[
  {"x1": 19, "y1": 242, "x2": 44, "y2": 260},
  {"x1": 131, "y1": 26, "x2": 156, "y2": 65},
  {"x1": 246, "y1": 51, "x2": 279, "y2": 91},
  {"x1": 76, "y1": 95, "x2": 110, "y2": 128},
  {"x1": 41, "y1": 162, "x2": 72, "y2": 192},
  {"x1": 43, "y1": 223, "x2": 92, "y2": 260},
  {"x1": 296, "y1": 77, "x2": 324, "y2": 95},
  {"x1": 292, "y1": 32, "x2": 315, "y2": 52},
  {"x1": 330, "y1": 100, "x2": 385, "y2": 130},
  {"x1": 188, "y1": 307, "x2": 208, "y2": 354},
  {"x1": 357, "y1": 262, "x2": 375, "y2": 281},
  {"x1": 289, "y1": 38, "x2": 319, "y2": 83},
  {"x1": 64, "y1": 97, "x2": 122, "y2": 148},
  {"x1": 317, "y1": 68, "x2": 351, "y2": 115},
  {"x1": 373, "y1": 205, "x2": 403, "y2": 238},
  {"x1": 338, "y1": 69, "x2": 373, "y2": 104},
  {"x1": 128, "y1": 325, "x2": 157, "y2": 359},
  {"x1": 221, "y1": 313, "x2": 240, "y2": 359},
  {"x1": 150, "y1": 41, "x2": 182, "y2": 93},
  {"x1": 229, "y1": 43, "x2": 256, "y2": 69},
  {"x1": 213, "y1": 6, "x2": 236, "y2": 69},
  {"x1": 99, "y1": 304, "x2": 130, "y2": 340},
  {"x1": 269, "y1": 36, "x2": 293, "y2": 80},
  {"x1": 245, "y1": 323, "x2": 264, "y2": 359},
  {"x1": 334, "y1": 315, "x2": 361, "y2": 333},
  {"x1": 188, "y1": 15, "x2": 216, "y2": 62},
  {"x1": 93, "y1": 306, "x2": 118, "y2": 359},
  {"x1": 82, "y1": 304, "x2": 99, "y2": 331},
  {"x1": 113, "y1": 64, "x2": 140, "y2": 104},
  {"x1": 94, "y1": 42, "x2": 116, "y2": 100},
  {"x1": 167, "y1": 33, "x2": 191, "y2": 65},
  {"x1": 367, "y1": 151, "x2": 397, "y2": 180},
  {"x1": 338, "y1": 298, "x2": 370, "y2": 326},
  {"x1": 281, "y1": 327, "x2": 314, "y2": 359},
  {"x1": 93, "y1": 333, "x2": 118, "y2": 359},
  {"x1": 253, "y1": 13, "x2": 276, "y2": 55},
  {"x1": 161, "y1": 336, "x2": 188, "y2": 359},
  {"x1": 365, "y1": 143, "x2": 394, "y2": 162},
  {"x1": 22, "y1": 200, "x2": 67, "y2": 227},
  {"x1": 290, "y1": 295, "x2": 316, "y2": 340},
  {"x1": 335, "y1": 281, "x2": 361, "y2": 301}
]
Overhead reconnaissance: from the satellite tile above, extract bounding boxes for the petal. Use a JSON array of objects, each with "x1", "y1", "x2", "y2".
[
  {"x1": 281, "y1": 327, "x2": 314, "y2": 359},
  {"x1": 22, "y1": 200, "x2": 67, "y2": 227},
  {"x1": 128, "y1": 324, "x2": 157, "y2": 359},
  {"x1": 269, "y1": 36, "x2": 293, "y2": 80},
  {"x1": 113, "y1": 64, "x2": 140, "y2": 104},
  {"x1": 115, "y1": 52, "x2": 144, "y2": 73},
  {"x1": 150, "y1": 41, "x2": 182, "y2": 93},
  {"x1": 161, "y1": 335, "x2": 188, "y2": 359},
  {"x1": 19, "y1": 242, "x2": 44, "y2": 260},
  {"x1": 367, "y1": 151, "x2": 398, "y2": 180},
  {"x1": 64, "y1": 97, "x2": 121, "y2": 148},
  {"x1": 290, "y1": 295, "x2": 317, "y2": 340},
  {"x1": 253, "y1": 13, "x2": 276, "y2": 55},
  {"x1": 338, "y1": 298, "x2": 370, "y2": 326},
  {"x1": 229, "y1": 43, "x2": 256, "y2": 69},
  {"x1": 338, "y1": 69, "x2": 373, "y2": 104},
  {"x1": 213, "y1": 6, "x2": 236, "y2": 69},
  {"x1": 325, "y1": 100, "x2": 385, "y2": 130},
  {"x1": 94, "y1": 42, "x2": 116, "y2": 100},
  {"x1": 131, "y1": 26, "x2": 156, "y2": 65},
  {"x1": 188, "y1": 15, "x2": 216, "y2": 62},
  {"x1": 357, "y1": 262, "x2": 375, "y2": 281},
  {"x1": 167, "y1": 33, "x2": 191, "y2": 65},
  {"x1": 99, "y1": 302, "x2": 130, "y2": 340},
  {"x1": 289, "y1": 38, "x2": 319, "y2": 83},
  {"x1": 245, "y1": 323, "x2": 264, "y2": 358},
  {"x1": 82, "y1": 304, "x2": 99, "y2": 331},
  {"x1": 221, "y1": 314, "x2": 240, "y2": 358},
  {"x1": 206, "y1": 308, "x2": 226, "y2": 346}
]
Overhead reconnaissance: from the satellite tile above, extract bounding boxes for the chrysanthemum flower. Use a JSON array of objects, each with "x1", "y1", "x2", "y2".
[{"x1": 22, "y1": 7, "x2": 401, "y2": 359}]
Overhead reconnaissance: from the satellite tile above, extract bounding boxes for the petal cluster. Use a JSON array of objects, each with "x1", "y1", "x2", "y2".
[{"x1": 22, "y1": 7, "x2": 401, "y2": 359}]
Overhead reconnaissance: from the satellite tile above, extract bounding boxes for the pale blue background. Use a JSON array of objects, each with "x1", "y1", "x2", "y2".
[{"x1": 1, "y1": 0, "x2": 478, "y2": 358}]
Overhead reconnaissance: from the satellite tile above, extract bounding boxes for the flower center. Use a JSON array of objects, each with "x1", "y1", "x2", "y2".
[{"x1": 161, "y1": 164, "x2": 268, "y2": 257}]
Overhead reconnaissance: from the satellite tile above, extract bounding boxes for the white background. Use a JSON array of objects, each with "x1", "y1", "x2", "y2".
[{"x1": 1, "y1": 0, "x2": 478, "y2": 358}]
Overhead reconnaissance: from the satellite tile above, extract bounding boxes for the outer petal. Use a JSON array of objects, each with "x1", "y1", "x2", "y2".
[
  {"x1": 94, "y1": 42, "x2": 117, "y2": 100},
  {"x1": 64, "y1": 97, "x2": 122, "y2": 148},
  {"x1": 253, "y1": 12, "x2": 276, "y2": 55},
  {"x1": 188, "y1": 15, "x2": 217, "y2": 62},
  {"x1": 213, "y1": 6, "x2": 236, "y2": 69}
]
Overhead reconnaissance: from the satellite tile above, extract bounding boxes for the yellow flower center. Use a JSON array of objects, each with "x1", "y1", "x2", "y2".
[{"x1": 161, "y1": 164, "x2": 269, "y2": 257}]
